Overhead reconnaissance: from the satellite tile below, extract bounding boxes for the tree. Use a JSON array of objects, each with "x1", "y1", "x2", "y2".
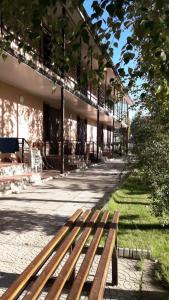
[
  {"x1": 141, "y1": 135, "x2": 169, "y2": 223},
  {"x1": 0, "y1": 0, "x2": 169, "y2": 104},
  {"x1": 131, "y1": 114, "x2": 169, "y2": 221},
  {"x1": 130, "y1": 113, "x2": 154, "y2": 156}
]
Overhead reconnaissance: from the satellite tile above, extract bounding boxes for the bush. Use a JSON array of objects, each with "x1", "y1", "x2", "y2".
[{"x1": 140, "y1": 135, "x2": 169, "y2": 223}]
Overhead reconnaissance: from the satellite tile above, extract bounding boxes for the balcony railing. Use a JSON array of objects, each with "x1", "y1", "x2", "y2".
[
  {"x1": 0, "y1": 20, "x2": 128, "y2": 120},
  {"x1": 42, "y1": 140, "x2": 114, "y2": 161}
]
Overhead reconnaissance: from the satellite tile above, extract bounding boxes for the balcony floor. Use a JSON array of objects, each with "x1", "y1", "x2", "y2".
[{"x1": 0, "y1": 52, "x2": 121, "y2": 127}]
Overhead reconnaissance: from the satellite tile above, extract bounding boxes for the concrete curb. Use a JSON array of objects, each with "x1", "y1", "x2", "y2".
[{"x1": 118, "y1": 247, "x2": 151, "y2": 260}]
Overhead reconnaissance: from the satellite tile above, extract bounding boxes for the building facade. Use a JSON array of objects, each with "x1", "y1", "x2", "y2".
[{"x1": 0, "y1": 4, "x2": 133, "y2": 173}]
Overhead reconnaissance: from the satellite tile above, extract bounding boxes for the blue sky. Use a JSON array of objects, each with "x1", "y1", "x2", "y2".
[
  {"x1": 84, "y1": 0, "x2": 137, "y2": 119},
  {"x1": 84, "y1": 0, "x2": 130, "y2": 64}
]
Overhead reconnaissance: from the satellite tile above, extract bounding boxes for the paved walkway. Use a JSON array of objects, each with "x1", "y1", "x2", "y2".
[{"x1": 0, "y1": 159, "x2": 167, "y2": 299}]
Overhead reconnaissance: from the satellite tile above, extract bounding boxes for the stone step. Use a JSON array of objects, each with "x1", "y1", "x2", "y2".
[
  {"x1": 0, "y1": 162, "x2": 31, "y2": 177},
  {"x1": 69, "y1": 160, "x2": 88, "y2": 170},
  {"x1": 43, "y1": 155, "x2": 88, "y2": 171},
  {"x1": 0, "y1": 172, "x2": 41, "y2": 195}
]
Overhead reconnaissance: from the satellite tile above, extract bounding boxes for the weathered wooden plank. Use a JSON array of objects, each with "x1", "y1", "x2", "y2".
[
  {"x1": 1, "y1": 209, "x2": 119, "y2": 300},
  {"x1": 45, "y1": 210, "x2": 101, "y2": 300},
  {"x1": 22, "y1": 210, "x2": 91, "y2": 300},
  {"x1": 67, "y1": 211, "x2": 109, "y2": 300},
  {"x1": 0, "y1": 209, "x2": 82, "y2": 300},
  {"x1": 88, "y1": 211, "x2": 119, "y2": 300}
]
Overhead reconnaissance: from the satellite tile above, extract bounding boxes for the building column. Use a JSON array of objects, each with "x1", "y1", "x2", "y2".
[
  {"x1": 60, "y1": 5, "x2": 65, "y2": 174},
  {"x1": 60, "y1": 86, "x2": 65, "y2": 174},
  {"x1": 104, "y1": 69, "x2": 107, "y2": 108},
  {"x1": 126, "y1": 104, "x2": 129, "y2": 155},
  {"x1": 112, "y1": 88, "x2": 115, "y2": 157},
  {"x1": 90, "y1": 48, "x2": 93, "y2": 102},
  {"x1": 96, "y1": 85, "x2": 100, "y2": 161}
]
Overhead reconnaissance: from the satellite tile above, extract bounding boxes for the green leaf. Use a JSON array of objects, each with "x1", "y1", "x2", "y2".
[
  {"x1": 72, "y1": 42, "x2": 80, "y2": 51},
  {"x1": 124, "y1": 21, "x2": 132, "y2": 28},
  {"x1": 96, "y1": 20, "x2": 102, "y2": 28},
  {"x1": 92, "y1": 1, "x2": 103, "y2": 16},
  {"x1": 81, "y1": 29, "x2": 89, "y2": 44},
  {"x1": 140, "y1": 92, "x2": 146, "y2": 99},
  {"x1": 114, "y1": 42, "x2": 118, "y2": 48},
  {"x1": 128, "y1": 67, "x2": 133, "y2": 75},
  {"x1": 123, "y1": 52, "x2": 135, "y2": 64},
  {"x1": 127, "y1": 36, "x2": 133, "y2": 44},
  {"x1": 91, "y1": 12, "x2": 98, "y2": 19},
  {"x1": 160, "y1": 51, "x2": 166, "y2": 61},
  {"x1": 106, "y1": 4, "x2": 115, "y2": 15},
  {"x1": 114, "y1": 30, "x2": 121, "y2": 40},
  {"x1": 126, "y1": 44, "x2": 133, "y2": 51},
  {"x1": 118, "y1": 68, "x2": 125, "y2": 77},
  {"x1": 116, "y1": 8, "x2": 124, "y2": 21},
  {"x1": 29, "y1": 31, "x2": 40, "y2": 39}
]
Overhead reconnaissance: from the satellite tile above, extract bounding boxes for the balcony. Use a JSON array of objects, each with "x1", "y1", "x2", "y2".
[
  {"x1": 0, "y1": 20, "x2": 122, "y2": 117},
  {"x1": 42, "y1": 139, "x2": 114, "y2": 169}
]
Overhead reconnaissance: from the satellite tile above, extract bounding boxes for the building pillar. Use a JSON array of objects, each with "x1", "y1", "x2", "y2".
[
  {"x1": 120, "y1": 124, "x2": 122, "y2": 156},
  {"x1": 112, "y1": 88, "x2": 115, "y2": 157},
  {"x1": 126, "y1": 104, "x2": 129, "y2": 155},
  {"x1": 60, "y1": 5, "x2": 65, "y2": 174},
  {"x1": 96, "y1": 85, "x2": 100, "y2": 161},
  {"x1": 90, "y1": 48, "x2": 93, "y2": 102},
  {"x1": 104, "y1": 69, "x2": 107, "y2": 108},
  {"x1": 60, "y1": 85, "x2": 65, "y2": 174}
]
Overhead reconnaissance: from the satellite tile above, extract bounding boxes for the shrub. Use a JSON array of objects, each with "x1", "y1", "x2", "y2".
[{"x1": 141, "y1": 135, "x2": 169, "y2": 223}]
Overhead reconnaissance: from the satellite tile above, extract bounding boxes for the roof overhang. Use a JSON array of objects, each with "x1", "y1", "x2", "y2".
[{"x1": 0, "y1": 52, "x2": 123, "y2": 129}]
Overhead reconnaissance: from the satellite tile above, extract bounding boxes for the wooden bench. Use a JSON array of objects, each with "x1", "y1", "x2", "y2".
[{"x1": 1, "y1": 209, "x2": 119, "y2": 300}]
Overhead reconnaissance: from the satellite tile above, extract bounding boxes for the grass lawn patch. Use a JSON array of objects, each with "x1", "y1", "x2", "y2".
[{"x1": 104, "y1": 172, "x2": 169, "y2": 287}]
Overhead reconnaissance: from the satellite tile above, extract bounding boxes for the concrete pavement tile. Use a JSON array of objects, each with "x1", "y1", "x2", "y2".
[{"x1": 2, "y1": 160, "x2": 165, "y2": 299}]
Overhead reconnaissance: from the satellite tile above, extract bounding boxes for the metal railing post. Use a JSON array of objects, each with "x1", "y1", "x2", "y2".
[{"x1": 21, "y1": 138, "x2": 24, "y2": 163}]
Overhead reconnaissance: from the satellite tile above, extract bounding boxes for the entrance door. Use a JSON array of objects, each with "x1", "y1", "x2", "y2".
[
  {"x1": 98, "y1": 123, "x2": 104, "y2": 148},
  {"x1": 76, "y1": 117, "x2": 87, "y2": 155},
  {"x1": 43, "y1": 104, "x2": 61, "y2": 154}
]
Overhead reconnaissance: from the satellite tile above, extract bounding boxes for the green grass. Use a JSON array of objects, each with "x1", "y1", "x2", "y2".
[{"x1": 104, "y1": 172, "x2": 169, "y2": 287}]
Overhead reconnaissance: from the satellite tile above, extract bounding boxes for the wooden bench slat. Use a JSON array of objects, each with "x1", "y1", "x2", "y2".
[
  {"x1": 1, "y1": 209, "x2": 120, "y2": 300},
  {"x1": 0, "y1": 209, "x2": 82, "y2": 300},
  {"x1": 67, "y1": 211, "x2": 109, "y2": 300},
  {"x1": 88, "y1": 211, "x2": 119, "y2": 300},
  {"x1": 45, "y1": 210, "x2": 101, "y2": 300},
  {"x1": 22, "y1": 209, "x2": 91, "y2": 300}
]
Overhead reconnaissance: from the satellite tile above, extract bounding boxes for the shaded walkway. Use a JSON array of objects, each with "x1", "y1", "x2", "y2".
[
  {"x1": 0, "y1": 159, "x2": 126, "y2": 236},
  {"x1": 0, "y1": 158, "x2": 167, "y2": 299},
  {"x1": 0, "y1": 159, "x2": 127, "y2": 296}
]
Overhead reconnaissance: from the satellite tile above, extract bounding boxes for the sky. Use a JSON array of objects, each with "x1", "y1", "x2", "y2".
[{"x1": 84, "y1": 0, "x2": 137, "y2": 119}]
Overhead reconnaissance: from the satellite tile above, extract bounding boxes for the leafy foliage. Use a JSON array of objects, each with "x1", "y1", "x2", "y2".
[
  {"x1": 106, "y1": 172, "x2": 169, "y2": 286},
  {"x1": 0, "y1": 0, "x2": 169, "y2": 103},
  {"x1": 130, "y1": 114, "x2": 154, "y2": 156},
  {"x1": 131, "y1": 114, "x2": 169, "y2": 221},
  {"x1": 141, "y1": 136, "x2": 169, "y2": 222}
]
